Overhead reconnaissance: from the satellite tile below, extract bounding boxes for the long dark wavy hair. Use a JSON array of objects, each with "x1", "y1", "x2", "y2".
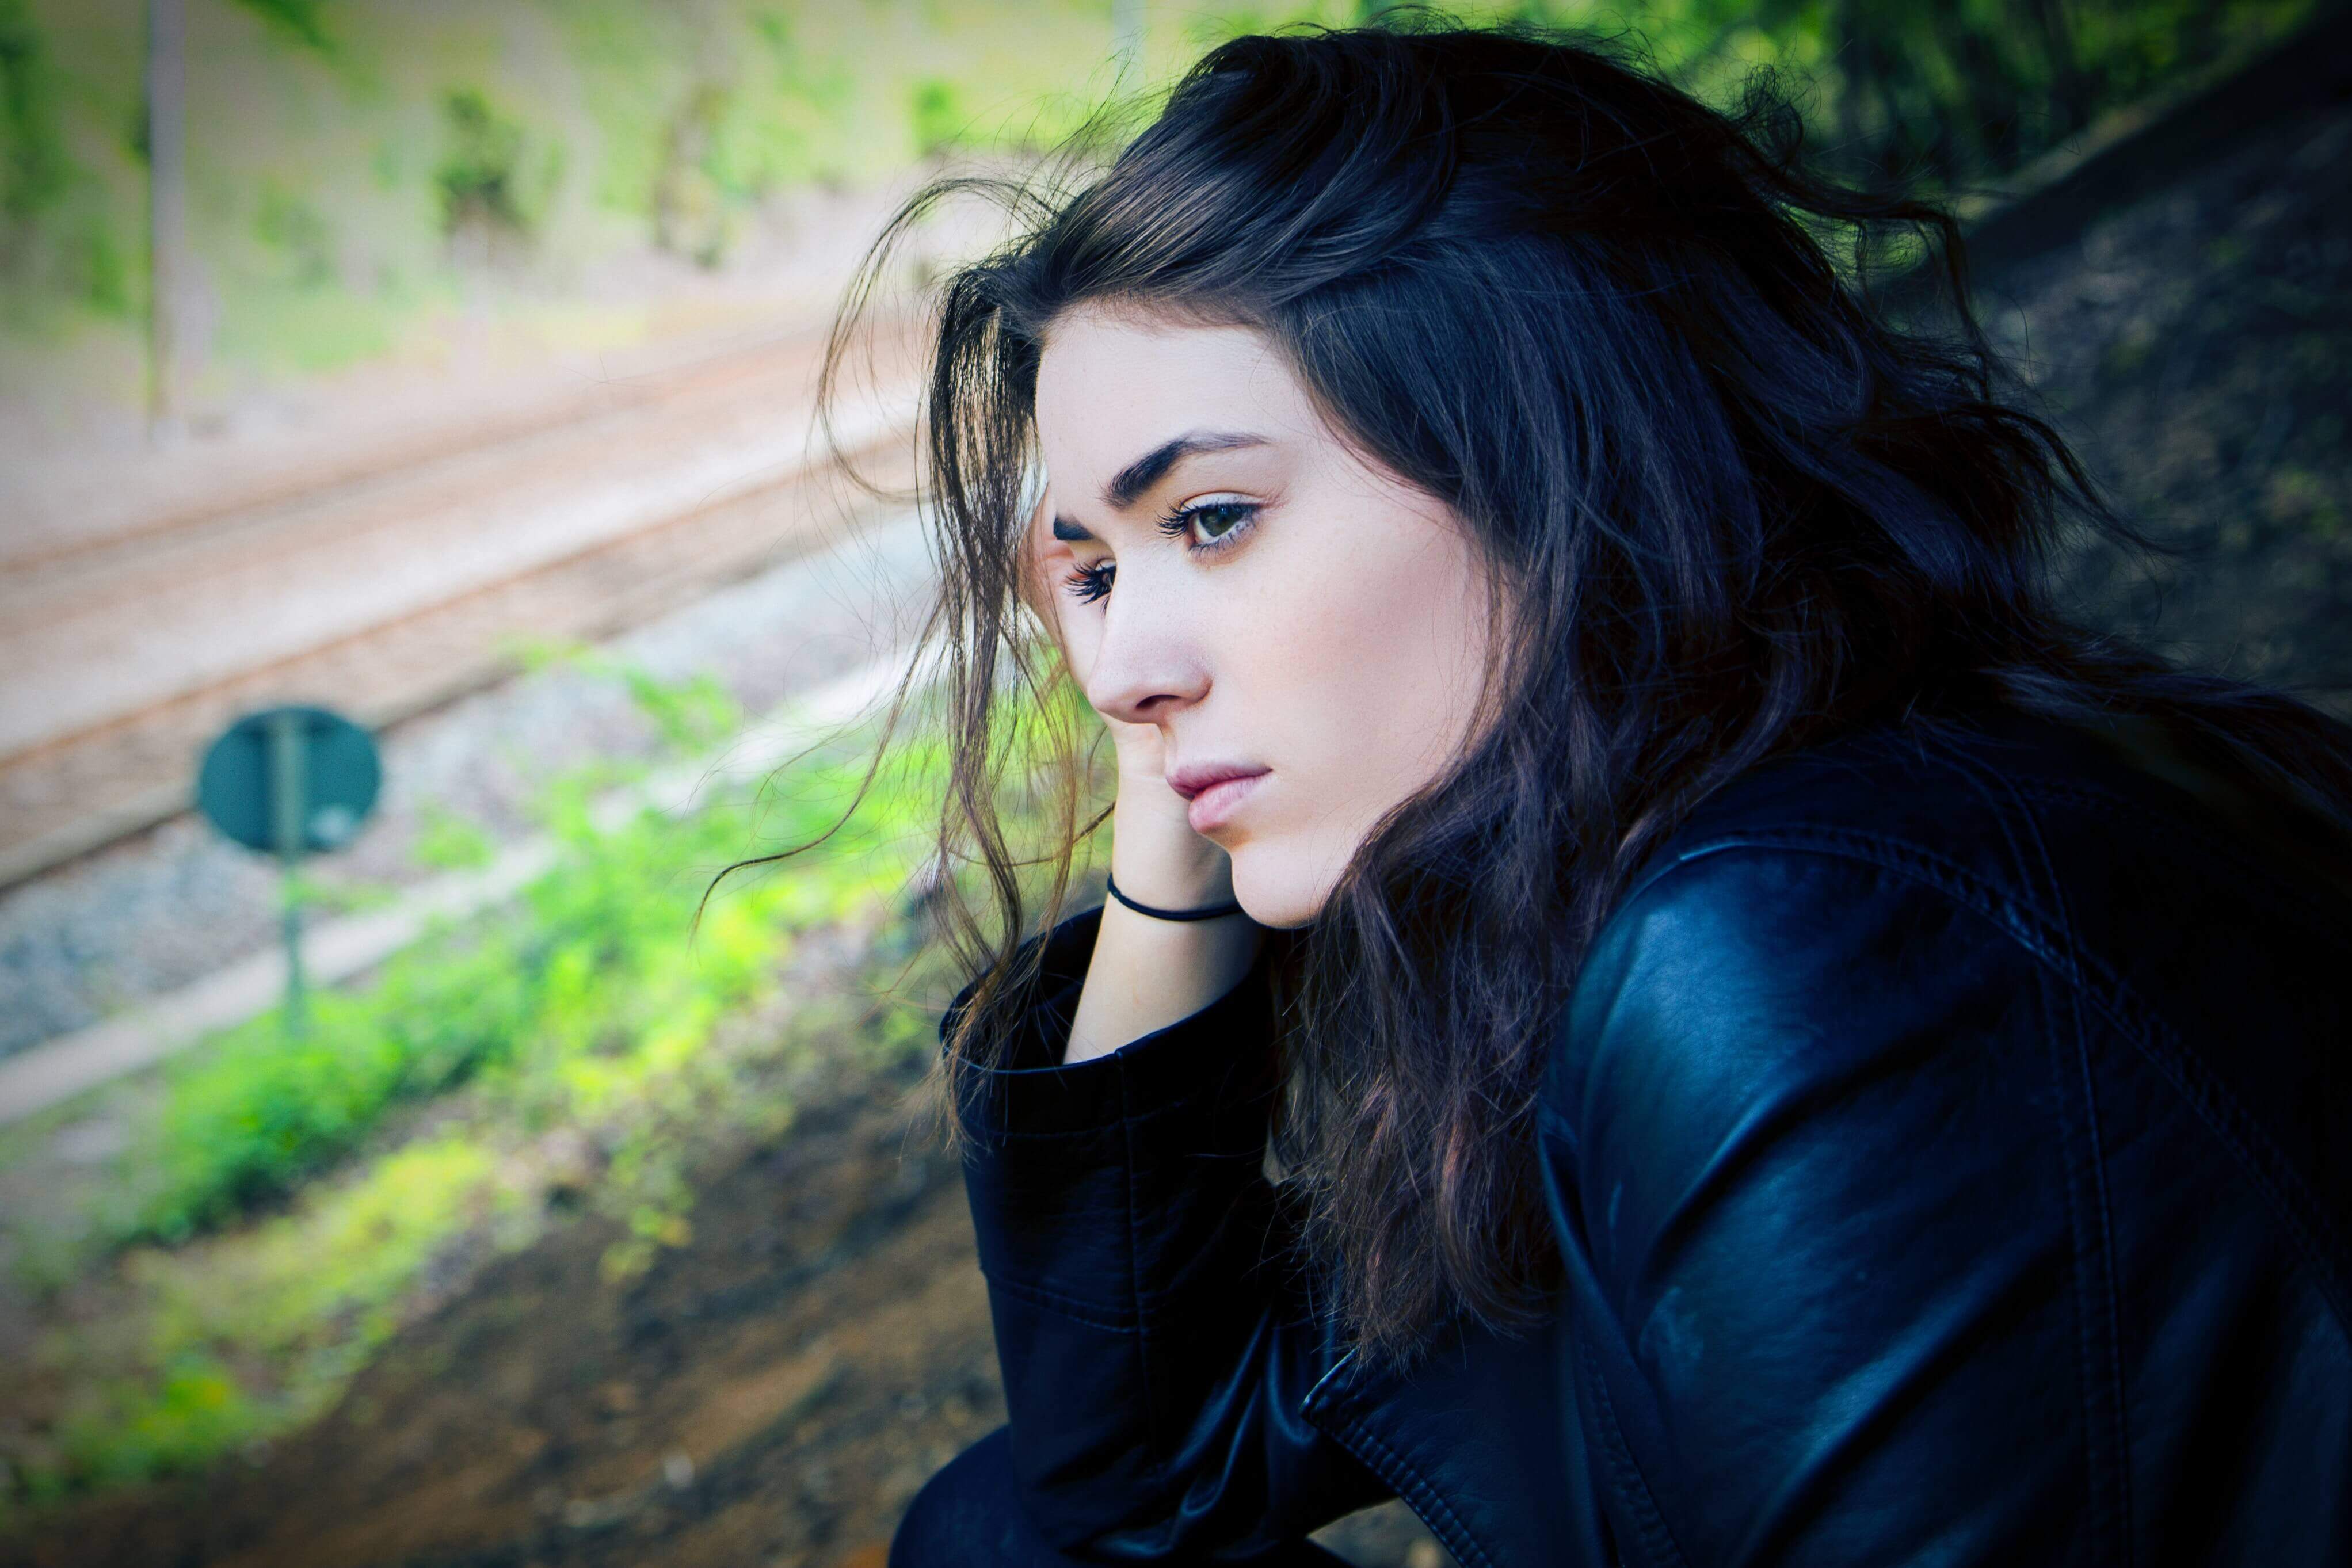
[{"x1": 787, "y1": 17, "x2": 2352, "y2": 1371}]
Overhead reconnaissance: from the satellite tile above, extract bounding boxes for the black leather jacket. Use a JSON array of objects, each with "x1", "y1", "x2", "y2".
[{"x1": 939, "y1": 709, "x2": 2352, "y2": 1566}]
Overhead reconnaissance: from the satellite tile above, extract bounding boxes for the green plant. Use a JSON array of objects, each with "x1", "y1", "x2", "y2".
[
  {"x1": 232, "y1": 0, "x2": 336, "y2": 56},
  {"x1": 436, "y1": 87, "x2": 533, "y2": 241},
  {"x1": 0, "y1": 0, "x2": 66, "y2": 243},
  {"x1": 0, "y1": 654, "x2": 1104, "y2": 1515},
  {"x1": 616, "y1": 664, "x2": 741, "y2": 754},
  {"x1": 254, "y1": 185, "x2": 334, "y2": 288},
  {"x1": 911, "y1": 77, "x2": 963, "y2": 158},
  {"x1": 52, "y1": 1136, "x2": 501, "y2": 1493},
  {"x1": 410, "y1": 801, "x2": 496, "y2": 871},
  {"x1": 89, "y1": 662, "x2": 906, "y2": 1248}
]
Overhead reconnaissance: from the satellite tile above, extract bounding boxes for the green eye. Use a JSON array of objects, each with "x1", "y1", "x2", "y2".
[
  {"x1": 1194, "y1": 503, "x2": 1249, "y2": 539},
  {"x1": 1157, "y1": 499, "x2": 1260, "y2": 550}
]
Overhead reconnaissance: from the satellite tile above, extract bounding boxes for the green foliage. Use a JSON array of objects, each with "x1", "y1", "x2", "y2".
[
  {"x1": 52, "y1": 1353, "x2": 257, "y2": 1493},
  {"x1": 96, "y1": 661, "x2": 918, "y2": 1252},
  {"x1": 650, "y1": 79, "x2": 735, "y2": 265},
  {"x1": 1566, "y1": 0, "x2": 2323, "y2": 196},
  {"x1": 54, "y1": 1137, "x2": 501, "y2": 1493},
  {"x1": 618, "y1": 664, "x2": 741, "y2": 754},
  {"x1": 410, "y1": 802, "x2": 495, "y2": 871},
  {"x1": 0, "y1": 0, "x2": 65, "y2": 232},
  {"x1": 508, "y1": 638, "x2": 745, "y2": 754},
  {"x1": 2, "y1": 653, "x2": 1104, "y2": 1513},
  {"x1": 253, "y1": 184, "x2": 333, "y2": 288},
  {"x1": 76, "y1": 211, "x2": 127, "y2": 314},
  {"x1": 435, "y1": 87, "x2": 535, "y2": 241},
  {"x1": 0, "y1": 0, "x2": 2330, "y2": 391},
  {"x1": 231, "y1": 0, "x2": 336, "y2": 56},
  {"x1": 911, "y1": 77, "x2": 964, "y2": 157},
  {"x1": 116, "y1": 959, "x2": 504, "y2": 1243},
  {"x1": 2, "y1": 662, "x2": 985, "y2": 1510}
]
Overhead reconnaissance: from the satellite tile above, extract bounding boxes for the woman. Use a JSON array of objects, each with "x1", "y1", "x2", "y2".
[{"x1": 832, "y1": 20, "x2": 2352, "y2": 1566}]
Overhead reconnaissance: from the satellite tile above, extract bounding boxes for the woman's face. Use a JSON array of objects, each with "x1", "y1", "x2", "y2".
[{"x1": 1031, "y1": 306, "x2": 1496, "y2": 929}]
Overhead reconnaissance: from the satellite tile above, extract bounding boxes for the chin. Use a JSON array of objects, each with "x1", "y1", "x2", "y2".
[{"x1": 1227, "y1": 846, "x2": 1326, "y2": 931}]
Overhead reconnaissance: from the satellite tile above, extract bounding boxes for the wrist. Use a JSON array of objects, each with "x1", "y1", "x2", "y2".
[
  {"x1": 1106, "y1": 872, "x2": 1245, "y2": 922},
  {"x1": 1109, "y1": 791, "x2": 1233, "y2": 908}
]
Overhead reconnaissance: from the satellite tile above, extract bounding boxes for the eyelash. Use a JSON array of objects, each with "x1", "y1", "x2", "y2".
[{"x1": 1061, "y1": 499, "x2": 1260, "y2": 604}]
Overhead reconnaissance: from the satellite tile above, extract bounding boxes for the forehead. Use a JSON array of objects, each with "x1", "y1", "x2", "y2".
[{"x1": 1032, "y1": 307, "x2": 1323, "y2": 470}]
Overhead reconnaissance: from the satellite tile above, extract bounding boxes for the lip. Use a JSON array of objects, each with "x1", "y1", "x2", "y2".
[{"x1": 1168, "y1": 765, "x2": 1269, "y2": 834}]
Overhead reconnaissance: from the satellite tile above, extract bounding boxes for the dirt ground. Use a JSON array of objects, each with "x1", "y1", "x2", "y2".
[
  {"x1": 6, "y1": 79, "x2": 2347, "y2": 1568},
  {"x1": 6, "y1": 1027, "x2": 1440, "y2": 1568},
  {"x1": 9, "y1": 1056, "x2": 992, "y2": 1568}
]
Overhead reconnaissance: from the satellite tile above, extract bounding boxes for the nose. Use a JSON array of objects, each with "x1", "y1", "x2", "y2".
[{"x1": 1082, "y1": 584, "x2": 1209, "y2": 727}]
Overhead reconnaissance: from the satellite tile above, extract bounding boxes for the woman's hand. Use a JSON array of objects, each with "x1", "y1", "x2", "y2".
[
  {"x1": 1016, "y1": 495, "x2": 1233, "y2": 909},
  {"x1": 1016, "y1": 493, "x2": 1261, "y2": 1063}
]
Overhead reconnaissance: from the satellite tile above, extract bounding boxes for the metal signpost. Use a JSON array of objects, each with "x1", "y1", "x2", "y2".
[{"x1": 196, "y1": 706, "x2": 382, "y2": 1032}]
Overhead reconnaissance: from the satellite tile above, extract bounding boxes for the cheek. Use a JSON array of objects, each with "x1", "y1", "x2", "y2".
[
  {"x1": 1317, "y1": 537, "x2": 1480, "y2": 751},
  {"x1": 1233, "y1": 522, "x2": 1486, "y2": 798},
  {"x1": 1219, "y1": 529, "x2": 1485, "y2": 928}
]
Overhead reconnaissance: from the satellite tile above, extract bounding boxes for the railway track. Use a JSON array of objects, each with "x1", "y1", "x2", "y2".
[
  {"x1": 1, "y1": 323, "x2": 849, "y2": 578},
  {"x1": 0, "y1": 321, "x2": 922, "y2": 888}
]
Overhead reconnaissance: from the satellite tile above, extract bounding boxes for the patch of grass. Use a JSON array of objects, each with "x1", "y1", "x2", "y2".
[
  {"x1": 0, "y1": 661, "x2": 1106, "y2": 1519},
  {"x1": 97, "y1": 669, "x2": 908, "y2": 1251},
  {"x1": 52, "y1": 1136, "x2": 502, "y2": 1495}
]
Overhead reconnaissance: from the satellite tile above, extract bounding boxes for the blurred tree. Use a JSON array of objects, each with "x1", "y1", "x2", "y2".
[
  {"x1": 0, "y1": 0, "x2": 65, "y2": 278},
  {"x1": 253, "y1": 184, "x2": 331, "y2": 287},
  {"x1": 911, "y1": 77, "x2": 963, "y2": 158},
  {"x1": 0, "y1": 0, "x2": 2328, "y2": 392},
  {"x1": 653, "y1": 80, "x2": 733, "y2": 266},
  {"x1": 436, "y1": 87, "x2": 538, "y2": 265},
  {"x1": 1636, "y1": 0, "x2": 2317, "y2": 194},
  {"x1": 1346, "y1": 0, "x2": 2322, "y2": 196},
  {"x1": 230, "y1": 0, "x2": 331, "y2": 55}
]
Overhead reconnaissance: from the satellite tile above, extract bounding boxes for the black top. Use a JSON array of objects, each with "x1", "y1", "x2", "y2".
[{"x1": 938, "y1": 707, "x2": 2352, "y2": 1567}]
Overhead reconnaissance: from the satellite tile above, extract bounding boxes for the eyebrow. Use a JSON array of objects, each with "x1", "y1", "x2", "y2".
[{"x1": 1051, "y1": 430, "x2": 1268, "y2": 542}]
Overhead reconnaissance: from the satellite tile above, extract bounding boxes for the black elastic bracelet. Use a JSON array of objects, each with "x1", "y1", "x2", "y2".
[{"x1": 1105, "y1": 872, "x2": 1246, "y2": 922}]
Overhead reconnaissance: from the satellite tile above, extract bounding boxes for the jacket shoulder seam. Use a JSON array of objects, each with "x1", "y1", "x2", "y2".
[
  {"x1": 980, "y1": 1269, "x2": 1141, "y2": 1333},
  {"x1": 1623, "y1": 831, "x2": 2352, "y2": 1335}
]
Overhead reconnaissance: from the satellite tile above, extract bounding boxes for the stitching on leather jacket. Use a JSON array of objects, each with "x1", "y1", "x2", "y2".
[
  {"x1": 980, "y1": 1269, "x2": 1142, "y2": 1332},
  {"x1": 2064, "y1": 935, "x2": 2352, "y2": 1332},
  {"x1": 1576, "y1": 1331, "x2": 1691, "y2": 1568},
  {"x1": 2037, "y1": 957, "x2": 2137, "y2": 1568},
  {"x1": 1332, "y1": 1416, "x2": 1501, "y2": 1568},
  {"x1": 966, "y1": 1090, "x2": 1257, "y2": 1140},
  {"x1": 1987, "y1": 764, "x2": 2138, "y2": 1568},
  {"x1": 1650, "y1": 829, "x2": 2352, "y2": 1333},
  {"x1": 1930, "y1": 741, "x2": 2130, "y2": 1558}
]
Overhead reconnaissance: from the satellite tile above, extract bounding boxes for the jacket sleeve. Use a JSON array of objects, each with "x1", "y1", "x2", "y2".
[
  {"x1": 1539, "y1": 845, "x2": 2124, "y2": 1567},
  {"x1": 940, "y1": 903, "x2": 1393, "y2": 1559}
]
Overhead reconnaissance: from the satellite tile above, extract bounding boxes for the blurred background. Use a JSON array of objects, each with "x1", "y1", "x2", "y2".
[{"x1": 0, "y1": 2, "x2": 2345, "y2": 1563}]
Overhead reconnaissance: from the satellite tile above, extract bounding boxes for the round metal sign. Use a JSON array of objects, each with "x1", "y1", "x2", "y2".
[{"x1": 196, "y1": 705, "x2": 382, "y2": 856}]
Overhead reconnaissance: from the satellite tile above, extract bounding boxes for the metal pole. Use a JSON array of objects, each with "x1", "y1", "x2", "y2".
[
  {"x1": 146, "y1": 0, "x2": 186, "y2": 445},
  {"x1": 269, "y1": 710, "x2": 308, "y2": 1032}
]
